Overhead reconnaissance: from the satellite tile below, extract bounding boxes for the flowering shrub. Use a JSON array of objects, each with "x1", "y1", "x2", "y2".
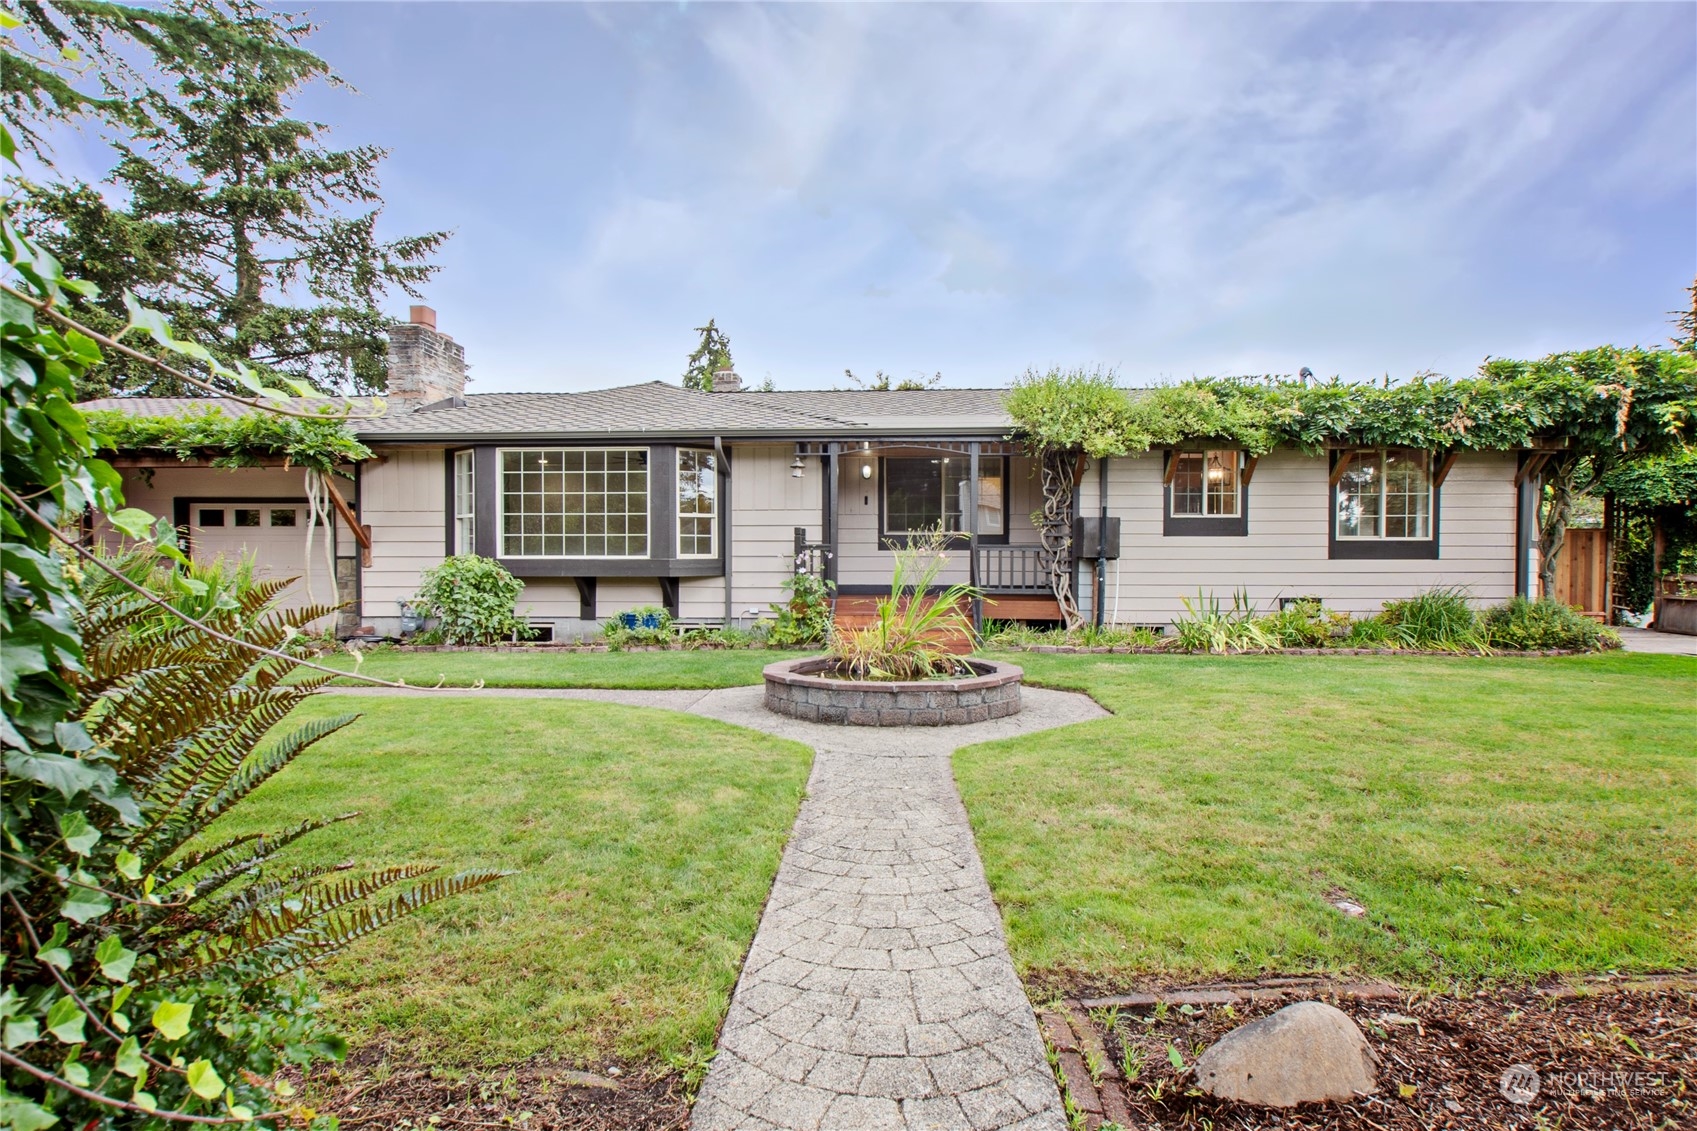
[
  {"x1": 768, "y1": 566, "x2": 834, "y2": 646},
  {"x1": 411, "y1": 555, "x2": 526, "y2": 644}
]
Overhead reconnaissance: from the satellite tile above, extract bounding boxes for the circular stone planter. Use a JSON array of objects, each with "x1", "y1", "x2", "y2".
[{"x1": 762, "y1": 657, "x2": 1023, "y2": 726}]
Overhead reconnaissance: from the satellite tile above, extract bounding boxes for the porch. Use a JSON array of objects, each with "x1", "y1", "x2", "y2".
[{"x1": 792, "y1": 437, "x2": 1063, "y2": 627}]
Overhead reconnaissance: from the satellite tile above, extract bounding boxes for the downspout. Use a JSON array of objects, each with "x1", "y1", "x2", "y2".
[
  {"x1": 716, "y1": 436, "x2": 732, "y2": 628},
  {"x1": 1094, "y1": 456, "x2": 1108, "y2": 627}
]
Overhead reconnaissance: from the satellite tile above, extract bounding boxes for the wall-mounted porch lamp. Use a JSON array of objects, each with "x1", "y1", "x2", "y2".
[{"x1": 790, "y1": 452, "x2": 806, "y2": 478}]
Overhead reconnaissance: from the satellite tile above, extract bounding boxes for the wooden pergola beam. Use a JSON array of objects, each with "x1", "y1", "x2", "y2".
[
  {"x1": 1431, "y1": 451, "x2": 1459, "y2": 488},
  {"x1": 1515, "y1": 451, "x2": 1552, "y2": 487}
]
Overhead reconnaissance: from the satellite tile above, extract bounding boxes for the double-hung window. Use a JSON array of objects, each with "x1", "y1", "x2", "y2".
[
  {"x1": 452, "y1": 450, "x2": 475, "y2": 554},
  {"x1": 499, "y1": 448, "x2": 649, "y2": 558},
  {"x1": 677, "y1": 448, "x2": 718, "y2": 557},
  {"x1": 1336, "y1": 449, "x2": 1432, "y2": 540},
  {"x1": 881, "y1": 456, "x2": 1006, "y2": 540}
]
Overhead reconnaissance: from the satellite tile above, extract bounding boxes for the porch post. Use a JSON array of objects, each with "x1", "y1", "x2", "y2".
[
  {"x1": 968, "y1": 441, "x2": 982, "y2": 632},
  {"x1": 1094, "y1": 456, "x2": 1109, "y2": 627},
  {"x1": 824, "y1": 443, "x2": 840, "y2": 590}
]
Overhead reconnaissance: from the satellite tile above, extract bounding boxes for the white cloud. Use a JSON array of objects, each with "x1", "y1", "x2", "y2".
[{"x1": 464, "y1": 2, "x2": 1694, "y2": 389}]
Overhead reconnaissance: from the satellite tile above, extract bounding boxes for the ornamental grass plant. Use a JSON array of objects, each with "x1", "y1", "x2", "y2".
[{"x1": 827, "y1": 527, "x2": 981, "y2": 680}]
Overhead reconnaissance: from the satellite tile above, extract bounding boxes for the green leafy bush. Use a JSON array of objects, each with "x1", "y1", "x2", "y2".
[
  {"x1": 1480, "y1": 597, "x2": 1622, "y2": 651},
  {"x1": 602, "y1": 605, "x2": 673, "y2": 648},
  {"x1": 679, "y1": 625, "x2": 760, "y2": 650},
  {"x1": 979, "y1": 621, "x2": 1163, "y2": 649},
  {"x1": 411, "y1": 554, "x2": 526, "y2": 645},
  {"x1": 1255, "y1": 600, "x2": 1334, "y2": 648},
  {"x1": 1343, "y1": 615, "x2": 1395, "y2": 647},
  {"x1": 767, "y1": 568, "x2": 834, "y2": 647}
]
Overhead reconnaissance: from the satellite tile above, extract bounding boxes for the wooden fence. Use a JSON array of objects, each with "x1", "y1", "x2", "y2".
[{"x1": 1549, "y1": 526, "x2": 1608, "y2": 617}]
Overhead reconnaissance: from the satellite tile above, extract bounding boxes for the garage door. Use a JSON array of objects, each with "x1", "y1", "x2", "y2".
[{"x1": 188, "y1": 503, "x2": 335, "y2": 621}]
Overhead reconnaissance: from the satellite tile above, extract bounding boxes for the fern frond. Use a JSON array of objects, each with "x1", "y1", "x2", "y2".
[{"x1": 153, "y1": 870, "x2": 510, "y2": 983}]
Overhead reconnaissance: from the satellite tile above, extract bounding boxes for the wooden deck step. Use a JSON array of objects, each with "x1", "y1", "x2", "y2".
[{"x1": 829, "y1": 593, "x2": 1060, "y2": 655}]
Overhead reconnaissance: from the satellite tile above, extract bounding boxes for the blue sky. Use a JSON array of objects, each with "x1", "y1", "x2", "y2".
[{"x1": 52, "y1": 2, "x2": 1697, "y2": 392}]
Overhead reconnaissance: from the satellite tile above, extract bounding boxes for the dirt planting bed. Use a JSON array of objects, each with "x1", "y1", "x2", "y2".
[
  {"x1": 306, "y1": 1046, "x2": 689, "y2": 1130},
  {"x1": 1041, "y1": 975, "x2": 1694, "y2": 1130}
]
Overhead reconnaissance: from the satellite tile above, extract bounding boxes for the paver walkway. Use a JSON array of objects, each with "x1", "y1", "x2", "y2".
[
  {"x1": 687, "y1": 685, "x2": 1105, "y2": 1131},
  {"x1": 1615, "y1": 627, "x2": 1697, "y2": 655},
  {"x1": 324, "y1": 679, "x2": 1107, "y2": 1130}
]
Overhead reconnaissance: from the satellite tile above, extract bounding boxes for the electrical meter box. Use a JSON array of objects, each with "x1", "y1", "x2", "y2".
[{"x1": 1072, "y1": 516, "x2": 1121, "y2": 560}]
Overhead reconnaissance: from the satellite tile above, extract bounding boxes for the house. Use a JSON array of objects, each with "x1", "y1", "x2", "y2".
[{"x1": 81, "y1": 307, "x2": 1542, "y2": 639}]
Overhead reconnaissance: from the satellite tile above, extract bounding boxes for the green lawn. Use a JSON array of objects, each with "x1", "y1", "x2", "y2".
[
  {"x1": 316, "y1": 646, "x2": 813, "y2": 689},
  {"x1": 955, "y1": 651, "x2": 1697, "y2": 991},
  {"x1": 217, "y1": 695, "x2": 811, "y2": 1068}
]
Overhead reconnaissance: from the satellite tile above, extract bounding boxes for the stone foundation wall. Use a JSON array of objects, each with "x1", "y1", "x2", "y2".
[{"x1": 763, "y1": 658, "x2": 1022, "y2": 726}]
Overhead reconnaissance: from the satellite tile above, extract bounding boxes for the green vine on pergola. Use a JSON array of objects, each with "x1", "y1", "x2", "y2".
[
  {"x1": 1006, "y1": 349, "x2": 1697, "y2": 624},
  {"x1": 85, "y1": 405, "x2": 373, "y2": 474},
  {"x1": 86, "y1": 406, "x2": 374, "y2": 607}
]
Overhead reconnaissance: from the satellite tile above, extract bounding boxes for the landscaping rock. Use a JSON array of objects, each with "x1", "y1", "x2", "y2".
[{"x1": 1193, "y1": 1001, "x2": 1377, "y2": 1107}]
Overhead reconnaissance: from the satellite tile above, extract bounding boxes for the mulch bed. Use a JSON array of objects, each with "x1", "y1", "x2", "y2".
[
  {"x1": 305, "y1": 1045, "x2": 688, "y2": 1131},
  {"x1": 1041, "y1": 974, "x2": 1694, "y2": 1130}
]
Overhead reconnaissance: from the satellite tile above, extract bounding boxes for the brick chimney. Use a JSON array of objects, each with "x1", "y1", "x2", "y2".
[
  {"x1": 386, "y1": 305, "x2": 466, "y2": 405},
  {"x1": 711, "y1": 365, "x2": 743, "y2": 393}
]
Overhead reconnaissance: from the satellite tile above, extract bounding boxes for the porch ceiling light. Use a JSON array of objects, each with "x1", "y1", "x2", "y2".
[{"x1": 1207, "y1": 453, "x2": 1225, "y2": 483}]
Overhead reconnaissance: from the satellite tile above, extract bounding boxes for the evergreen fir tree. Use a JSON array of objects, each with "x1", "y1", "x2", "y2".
[
  {"x1": 20, "y1": 0, "x2": 447, "y2": 396},
  {"x1": 683, "y1": 318, "x2": 734, "y2": 391}
]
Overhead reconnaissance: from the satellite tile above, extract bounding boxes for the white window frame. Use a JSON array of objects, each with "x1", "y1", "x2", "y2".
[
  {"x1": 676, "y1": 448, "x2": 718, "y2": 559},
  {"x1": 452, "y1": 450, "x2": 475, "y2": 555},
  {"x1": 1169, "y1": 450, "x2": 1241, "y2": 518},
  {"x1": 1335, "y1": 448, "x2": 1433, "y2": 541},
  {"x1": 496, "y1": 446, "x2": 651, "y2": 559}
]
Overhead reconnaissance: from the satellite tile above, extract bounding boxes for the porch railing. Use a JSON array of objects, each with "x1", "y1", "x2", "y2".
[
  {"x1": 793, "y1": 527, "x2": 828, "y2": 578},
  {"x1": 975, "y1": 546, "x2": 1051, "y2": 593}
]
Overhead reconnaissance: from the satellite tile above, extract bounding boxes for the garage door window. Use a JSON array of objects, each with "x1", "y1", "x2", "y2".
[
  {"x1": 198, "y1": 509, "x2": 225, "y2": 527},
  {"x1": 270, "y1": 509, "x2": 297, "y2": 527},
  {"x1": 234, "y1": 509, "x2": 260, "y2": 527}
]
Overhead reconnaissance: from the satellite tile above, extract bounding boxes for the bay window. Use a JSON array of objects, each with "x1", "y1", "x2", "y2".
[
  {"x1": 881, "y1": 456, "x2": 1006, "y2": 540},
  {"x1": 452, "y1": 450, "x2": 475, "y2": 554},
  {"x1": 677, "y1": 448, "x2": 717, "y2": 557},
  {"x1": 499, "y1": 448, "x2": 649, "y2": 558}
]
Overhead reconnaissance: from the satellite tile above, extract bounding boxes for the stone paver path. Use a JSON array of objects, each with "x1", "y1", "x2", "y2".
[
  {"x1": 687, "y1": 685, "x2": 1106, "y2": 1131},
  {"x1": 323, "y1": 679, "x2": 1107, "y2": 1130}
]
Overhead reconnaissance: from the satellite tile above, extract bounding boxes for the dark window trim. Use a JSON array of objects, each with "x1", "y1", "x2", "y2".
[
  {"x1": 494, "y1": 444, "x2": 658, "y2": 562},
  {"x1": 876, "y1": 455, "x2": 1010, "y2": 550},
  {"x1": 1327, "y1": 449, "x2": 1441, "y2": 560},
  {"x1": 1162, "y1": 450, "x2": 1249, "y2": 537},
  {"x1": 442, "y1": 448, "x2": 467, "y2": 557},
  {"x1": 450, "y1": 443, "x2": 725, "y2": 578},
  {"x1": 675, "y1": 446, "x2": 721, "y2": 560}
]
